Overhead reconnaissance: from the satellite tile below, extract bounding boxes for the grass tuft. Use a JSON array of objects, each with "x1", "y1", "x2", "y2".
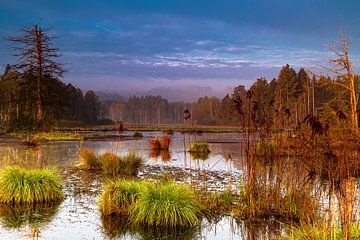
[
  {"x1": 100, "y1": 151, "x2": 144, "y2": 176},
  {"x1": 79, "y1": 149, "x2": 143, "y2": 176},
  {"x1": 80, "y1": 148, "x2": 101, "y2": 170},
  {"x1": 150, "y1": 135, "x2": 171, "y2": 150},
  {"x1": 0, "y1": 166, "x2": 64, "y2": 204},
  {"x1": 190, "y1": 142, "x2": 210, "y2": 160},
  {"x1": 129, "y1": 181, "x2": 201, "y2": 228},
  {"x1": 190, "y1": 142, "x2": 210, "y2": 154},
  {"x1": 133, "y1": 131, "x2": 143, "y2": 138},
  {"x1": 99, "y1": 179, "x2": 147, "y2": 215}
]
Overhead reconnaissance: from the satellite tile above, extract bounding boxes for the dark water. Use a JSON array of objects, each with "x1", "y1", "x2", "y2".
[{"x1": 0, "y1": 131, "x2": 280, "y2": 239}]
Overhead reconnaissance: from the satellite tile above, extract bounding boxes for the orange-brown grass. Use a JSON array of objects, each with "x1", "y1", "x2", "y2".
[
  {"x1": 150, "y1": 135, "x2": 171, "y2": 150},
  {"x1": 80, "y1": 148, "x2": 101, "y2": 170}
]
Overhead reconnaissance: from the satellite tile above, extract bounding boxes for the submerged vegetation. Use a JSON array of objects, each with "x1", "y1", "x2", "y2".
[{"x1": 0, "y1": 167, "x2": 64, "y2": 204}]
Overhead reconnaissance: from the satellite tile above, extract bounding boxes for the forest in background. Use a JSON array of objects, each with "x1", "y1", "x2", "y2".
[
  {"x1": 0, "y1": 64, "x2": 103, "y2": 131},
  {"x1": 1, "y1": 24, "x2": 358, "y2": 132},
  {"x1": 103, "y1": 64, "x2": 360, "y2": 129},
  {"x1": 2, "y1": 62, "x2": 359, "y2": 131}
]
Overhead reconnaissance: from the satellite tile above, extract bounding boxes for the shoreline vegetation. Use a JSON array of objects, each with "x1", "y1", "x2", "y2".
[{"x1": 2, "y1": 124, "x2": 295, "y2": 144}]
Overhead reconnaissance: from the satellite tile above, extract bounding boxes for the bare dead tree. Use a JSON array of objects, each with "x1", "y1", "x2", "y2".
[
  {"x1": 7, "y1": 24, "x2": 65, "y2": 128},
  {"x1": 321, "y1": 33, "x2": 358, "y2": 130}
]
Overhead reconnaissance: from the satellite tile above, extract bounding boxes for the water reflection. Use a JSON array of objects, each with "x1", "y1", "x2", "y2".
[
  {"x1": 0, "y1": 202, "x2": 60, "y2": 229},
  {"x1": 101, "y1": 214, "x2": 200, "y2": 240},
  {"x1": 190, "y1": 151, "x2": 209, "y2": 160},
  {"x1": 149, "y1": 149, "x2": 171, "y2": 162},
  {"x1": 0, "y1": 131, "x2": 289, "y2": 239}
]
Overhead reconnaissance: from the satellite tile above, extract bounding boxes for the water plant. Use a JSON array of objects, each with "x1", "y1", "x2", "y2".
[
  {"x1": 255, "y1": 141, "x2": 277, "y2": 158},
  {"x1": 150, "y1": 135, "x2": 171, "y2": 150},
  {"x1": 189, "y1": 142, "x2": 210, "y2": 160},
  {"x1": 80, "y1": 148, "x2": 101, "y2": 170},
  {"x1": 285, "y1": 224, "x2": 360, "y2": 240},
  {"x1": 79, "y1": 149, "x2": 143, "y2": 176},
  {"x1": 0, "y1": 166, "x2": 64, "y2": 204},
  {"x1": 99, "y1": 179, "x2": 146, "y2": 215},
  {"x1": 101, "y1": 152, "x2": 144, "y2": 176},
  {"x1": 133, "y1": 131, "x2": 143, "y2": 138},
  {"x1": 122, "y1": 152, "x2": 144, "y2": 175},
  {"x1": 234, "y1": 161, "x2": 319, "y2": 224},
  {"x1": 129, "y1": 181, "x2": 201, "y2": 228},
  {"x1": 199, "y1": 190, "x2": 234, "y2": 219},
  {"x1": 190, "y1": 142, "x2": 210, "y2": 154}
]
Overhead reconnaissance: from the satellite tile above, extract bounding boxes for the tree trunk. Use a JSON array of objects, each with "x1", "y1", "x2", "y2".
[{"x1": 35, "y1": 26, "x2": 43, "y2": 125}]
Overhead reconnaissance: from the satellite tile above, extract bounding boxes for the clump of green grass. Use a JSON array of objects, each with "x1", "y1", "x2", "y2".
[
  {"x1": 190, "y1": 142, "x2": 210, "y2": 160},
  {"x1": 129, "y1": 181, "x2": 201, "y2": 228},
  {"x1": 122, "y1": 152, "x2": 144, "y2": 176},
  {"x1": 34, "y1": 132, "x2": 84, "y2": 141},
  {"x1": 101, "y1": 152, "x2": 144, "y2": 176},
  {"x1": 190, "y1": 142, "x2": 210, "y2": 154},
  {"x1": 100, "y1": 151, "x2": 120, "y2": 176},
  {"x1": 79, "y1": 149, "x2": 143, "y2": 176},
  {"x1": 99, "y1": 179, "x2": 147, "y2": 215},
  {"x1": 133, "y1": 131, "x2": 143, "y2": 138},
  {"x1": 80, "y1": 148, "x2": 101, "y2": 170},
  {"x1": 0, "y1": 167, "x2": 64, "y2": 204},
  {"x1": 33, "y1": 132, "x2": 110, "y2": 142},
  {"x1": 150, "y1": 135, "x2": 171, "y2": 150}
]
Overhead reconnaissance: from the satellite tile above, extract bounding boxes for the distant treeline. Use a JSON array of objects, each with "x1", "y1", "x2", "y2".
[
  {"x1": 103, "y1": 64, "x2": 360, "y2": 128},
  {"x1": 0, "y1": 65, "x2": 102, "y2": 131},
  {"x1": 2, "y1": 62, "x2": 358, "y2": 130}
]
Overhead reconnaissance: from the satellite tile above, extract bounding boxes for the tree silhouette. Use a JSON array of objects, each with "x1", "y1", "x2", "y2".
[{"x1": 7, "y1": 24, "x2": 65, "y2": 129}]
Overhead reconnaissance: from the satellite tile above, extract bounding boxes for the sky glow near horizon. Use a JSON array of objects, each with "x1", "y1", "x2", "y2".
[{"x1": 1, "y1": 0, "x2": 360, "y2": 97}]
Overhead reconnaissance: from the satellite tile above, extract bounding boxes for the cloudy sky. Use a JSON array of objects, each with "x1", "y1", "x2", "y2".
[{"x1": 1, "y1": 0, "x2": 360, "y2": 99}]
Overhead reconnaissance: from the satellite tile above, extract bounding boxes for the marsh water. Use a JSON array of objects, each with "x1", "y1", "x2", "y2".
[{"x1": 0, "y1": 131, "x2": 282, "y2": 239}]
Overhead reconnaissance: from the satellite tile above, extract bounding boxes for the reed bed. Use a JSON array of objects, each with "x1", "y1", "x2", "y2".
[{"x1": 285, "y1": 224, "x2": 360, "y2": 240}]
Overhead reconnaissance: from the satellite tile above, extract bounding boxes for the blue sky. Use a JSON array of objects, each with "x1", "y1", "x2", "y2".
[{"x1": 1, "y1": 0, "x2": 360, "y2": 97}]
